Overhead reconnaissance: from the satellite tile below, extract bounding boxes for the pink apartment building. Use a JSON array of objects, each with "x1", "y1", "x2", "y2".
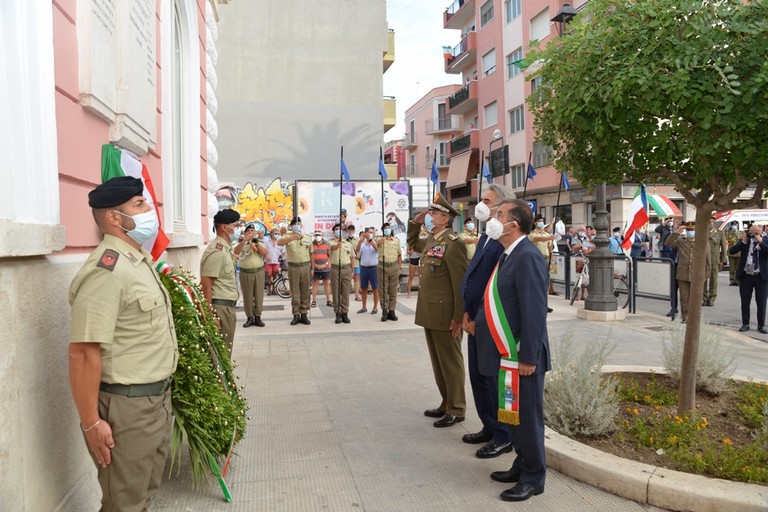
[
  {"x1": 403, "y1": 0, "x2": 689, "y2": 227},
  {"x1": 0, "y1": 1, "x2": 229, "y2": 509}
]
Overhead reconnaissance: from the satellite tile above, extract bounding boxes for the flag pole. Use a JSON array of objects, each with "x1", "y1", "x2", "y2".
[
  {"x1": 522, "y1": 151, "x2": 532, "y2": 200},
  {"x1": 433, "y1": 149, "x2": 438, "y2": 200},
  {"x1": 380, "y1": 147, "x2": 385, "y2": 228},
  {"x1": 478, "y1": 150, "x2": 485, "y2": 203},
  {"x1": 338, "y1": 145, "x2": 344, "y2": 317},
  {"x1": 555, "y1": 171, "x2": 563, "y2": 224}
]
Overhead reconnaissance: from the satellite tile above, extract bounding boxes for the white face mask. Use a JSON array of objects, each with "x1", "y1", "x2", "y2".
[
  {"x1": 578, "y1": 231, "x2": 586, "y2": 238},
  {"x1": 314, "y1": 236, "x2": 322, "y2": 242},
  {"x1": 475, "y1": 202, "x2": 491, "y2": 222},
  {"x1": 486, "y1": 218, "x2": 514, "y2": 240},
  {"x1": 117, "y1": 210, "x2": 159, "y2": 245}
]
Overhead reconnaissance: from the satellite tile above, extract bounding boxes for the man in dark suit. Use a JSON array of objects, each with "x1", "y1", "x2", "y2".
[
  {"x1": 474, "y1": 199, "x2": 551, "y2": 502},
  {"x1": 460, "y1": 185, "x2": 514, "y2": 458},
  {"x1": 729, "y1": 224, "x2": 768, "y2": 334}
]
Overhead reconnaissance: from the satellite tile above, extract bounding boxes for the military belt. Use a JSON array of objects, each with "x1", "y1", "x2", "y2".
[
  {"x1": 331, "y1": 263, "x2": 350, "y2": 269},
  {"x1": 361, "y1": 265, "x2": 377, "y2": 269},
  {"x1": 100, "y1": 377, "x2": 172, "y2": 398},
  {"x1": 288, "y1": 261, "x2": 310, "y2": 267},
  {"x1": 378, "y1": 261, "x2": 399, "y2": 267},
  {"x1": 240, "y1": 266, "x2": 264, "y2": 273},
  {"x1": 212, "y1": 299, "x2": 238, "y2": 307}
]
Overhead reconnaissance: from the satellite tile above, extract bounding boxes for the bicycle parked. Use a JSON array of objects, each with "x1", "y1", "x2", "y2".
[
  {"x1": 569, "y1": 252, "x2": 629, "y2": 309},
  {"x1": 265, "y1": 257, "x2": 291, "y2": 299}
]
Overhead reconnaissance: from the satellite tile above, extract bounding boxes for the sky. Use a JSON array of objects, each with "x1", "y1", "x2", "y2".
[{"x1": 383, "y1": 0, "x2": 462, "y2": 142}]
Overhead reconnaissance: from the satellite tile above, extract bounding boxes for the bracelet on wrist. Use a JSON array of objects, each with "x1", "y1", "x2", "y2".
[{"x1": 81, "y1": 419, "x2": 101, "y2": 432}]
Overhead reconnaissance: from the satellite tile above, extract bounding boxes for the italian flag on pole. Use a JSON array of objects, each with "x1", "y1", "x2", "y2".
[{"x1": 101, "y1": 144, "x2": 170, "y2": 261}]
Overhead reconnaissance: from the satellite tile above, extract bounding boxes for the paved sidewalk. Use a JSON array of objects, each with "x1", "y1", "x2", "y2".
[{"x1": 151, "y1": 292, "x2": 767, "y2": 511}]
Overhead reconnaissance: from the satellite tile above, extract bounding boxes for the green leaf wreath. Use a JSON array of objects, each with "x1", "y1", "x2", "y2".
[{"x1": 157, "y1": 264, "x2": 247, "y2": 489}]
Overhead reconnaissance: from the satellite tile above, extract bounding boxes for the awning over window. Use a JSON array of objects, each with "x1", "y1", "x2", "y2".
[
  {"x1": 446, "y1": 152, "x2": 472, "y2": 189},
  {"x1": 648, "y1": 194, "x2": 682, "y2": 218}
]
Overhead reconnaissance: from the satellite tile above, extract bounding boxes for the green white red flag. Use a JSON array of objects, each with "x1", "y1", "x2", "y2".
[
  {"x1": 101, "y1": 144, "x2": 170, "y2": 260},
  {"x1": 483, "y1": 262, "x2": 521, "y2": 426}
]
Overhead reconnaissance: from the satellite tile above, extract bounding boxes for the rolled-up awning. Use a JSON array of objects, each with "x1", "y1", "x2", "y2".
[
  {"x1": 446, "y1": 152, "x2": 472, "y2": 189},
  {"x1": 648, "y1": 194, "x2": 682, "y2": 217}
]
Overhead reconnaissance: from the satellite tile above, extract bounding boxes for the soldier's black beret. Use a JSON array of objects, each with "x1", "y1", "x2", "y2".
[
  {"x1": 88, "y1": 176, "x2": 144, "y2": 208},
  {"x1": 290, "y1": 217, "x2": 301, "y2": 226},
  {"x1": 213, "y1": 208, "x2": 240, "y2": 225}
]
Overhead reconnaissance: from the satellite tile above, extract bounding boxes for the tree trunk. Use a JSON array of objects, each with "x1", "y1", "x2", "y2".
[{"x1": 677, "y1": 205, "x2": 713, "y2": 415}]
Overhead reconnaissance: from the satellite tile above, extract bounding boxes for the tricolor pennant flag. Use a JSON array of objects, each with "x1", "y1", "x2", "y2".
[
  {"x1": 621, "y1": 184, "x2": 650, "y2": 251},
  {"x1": 101, "y1": 144, "x2": 170, "y2": 261}
]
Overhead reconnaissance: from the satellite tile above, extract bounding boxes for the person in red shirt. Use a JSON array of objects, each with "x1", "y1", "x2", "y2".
[{"x1": 311, "y1": 231, "x2": 332, "y2": 307}]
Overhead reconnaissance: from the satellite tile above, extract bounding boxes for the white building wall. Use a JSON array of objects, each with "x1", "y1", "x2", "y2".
[{"x1": 214, "y1": 0, "x2": 388, "y2": 186}]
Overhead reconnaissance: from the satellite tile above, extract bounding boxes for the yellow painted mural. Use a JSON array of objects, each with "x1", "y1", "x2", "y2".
[{"x1": 233, "y1": 179, "x2": 294, "y2": 231}]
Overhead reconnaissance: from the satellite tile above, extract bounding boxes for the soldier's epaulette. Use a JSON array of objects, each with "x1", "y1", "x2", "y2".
[
  {"x1": 96, "y1": 249, "x2": 119, "y2": 271},
  {"x1": 447, "y1": 234, "x2": 459, "y2": 241}
]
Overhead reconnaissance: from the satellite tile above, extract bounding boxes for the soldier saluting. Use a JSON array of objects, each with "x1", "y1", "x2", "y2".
[{"x1": 407, "y1": 194, "x2": 469, "y2": 428}]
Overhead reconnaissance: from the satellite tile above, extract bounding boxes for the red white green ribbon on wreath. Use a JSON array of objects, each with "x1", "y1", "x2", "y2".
[{"x1": 483, "y1": 262, "x2": 521, "y2": 426}]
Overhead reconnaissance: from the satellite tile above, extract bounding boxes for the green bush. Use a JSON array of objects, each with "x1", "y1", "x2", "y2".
[
  {"x1": 544, "y1": 328, "x2": 619, "y2": 437},
  {"x1": 661, "y1": 323, "x2": 735, "y2": 393}
]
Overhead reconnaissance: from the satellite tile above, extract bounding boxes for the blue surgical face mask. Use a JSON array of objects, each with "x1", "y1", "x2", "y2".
[
  {"x1": 466, "y1": 222, "x2": 475, "y2": 231},
  {"x1": 335, "y1": 230, "x2": 342, "y2": 238},
  {"x1": 687, "y1": 231, "x2": 695, "y2": 238},
  {"x1": 117, "y1": 210, "x2": 159, "y2": 245},
  {"x1": 424, "y1": 214, "x2": 436, "y2": 233},
  {"x1": 383, "y1": 228, "x2": 392, "y2": 236},
  {"x1": 537, "y1": 221, "x2": 545, "y2": 229},
  {"x1": 291, "y1": 225, "x2": 300, "y2": 233}
]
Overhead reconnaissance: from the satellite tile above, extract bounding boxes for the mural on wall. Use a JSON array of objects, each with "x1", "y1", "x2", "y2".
[{"x1": 233, "y1": 178, "x2": 294, "y2": 231}]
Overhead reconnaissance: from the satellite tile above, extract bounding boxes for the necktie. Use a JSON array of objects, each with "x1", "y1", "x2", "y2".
[
  {"x1": 499, "y1": 252, "x2": 508, "y2": 267},
  {"x1": 752, "y1": 241, "x2": 759, "y2": 272}
]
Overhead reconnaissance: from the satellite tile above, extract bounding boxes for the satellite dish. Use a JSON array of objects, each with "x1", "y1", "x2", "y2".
[{"x1": 492, "y1": 129, "x2": 502, "y2": 139}]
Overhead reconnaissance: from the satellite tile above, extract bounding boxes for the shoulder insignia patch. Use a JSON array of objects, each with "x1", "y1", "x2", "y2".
[
  {"x1": 216, "y1": 242, "x2": 224, "y2": 250},
  {"x1": 448, "y1": 234, "x2": 459, "y2": 241},
  {"x1": 125, "y1": 251, "x2": 138, "y2": 264},
  {"x1": 97, "y1": 249, "x2": 119, "y2": 271}
]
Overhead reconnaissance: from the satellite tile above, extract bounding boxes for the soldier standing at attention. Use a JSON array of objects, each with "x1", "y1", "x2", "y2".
[
  {"x1": 201, "y1": 208, "x2": 241, "y2": 355},
  {"x1": 725, "y1": 220, "x2": 742, "y2": 286},
  {"x1": 278, "y1": 217, "x2": 313, "y2": 325},
  {"x1": 407, "y1": 194, "x2": 469, "y2": 428},
  {"x1": 329, "y1": 222, "x2": 354, "y2": 324},
  {"x1": 234, "y1": 223, "x2": 267, "y2": 327},
  {"x1": 665, "y1": 221, "x2": 711, "y2": 323},
  {"x1": 377, "y1": 221, "x2": 403, "y2": 322},
  {"x1": 458, "y1": 217, "x2": 479, "y2": 260},
  {"x1": 703, "y1": 215, "x2": 727, "y2": 306},
  {"x1": 68, "y1": 176, "x2": 178, "y2": 511}
]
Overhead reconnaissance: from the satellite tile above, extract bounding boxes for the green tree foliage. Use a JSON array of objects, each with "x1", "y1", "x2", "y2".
[{"x1": 528, "y1": 0, "x2": 768, "y2": 413}]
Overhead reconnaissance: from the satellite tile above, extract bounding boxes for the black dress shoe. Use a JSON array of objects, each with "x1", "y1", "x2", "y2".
[
  {"x1": 739, "y1": 324, "x2": 750, "y2": 332},
  {"x1": 381, "y1": 310, "x2": 388, "y2": 322},
  {"x1": 341, "y1": 313, "x2": 351, "y2": 324},
  {"x1": 666, "y1": 308, "x2": 678, "y2": 317},
  {"x1": 423, "y1": 408, "x2": 445, "y2": 418},
  {"x1": 335, "y1": 314, "x2": 342, "y2": 324},
  {"x1": 253, "y1": 316, "x2": 265, "y2": 327},
  {"x1": 759, "y1": 326, "x2": 768, "y2": 334},
  {"x1": 388, "y1": 310, "x2": 398, "y2": 321},
  {"x1": 500, "y1": 483, "x2": 544, "y2": 502},
  {"x1": 462, "y1": 431, "x2": 493, "y2": 444},
  {"x1": 547, "y1": 307, "x2": 553, "y2": 313},
  {"x1": 476, "y1": 439, "x2": 513, "y2": 459},
  {"x1": 433, "y1": 413, "x2": 464, "y2": 428},
  {"x1": 490, "y1": 468, "x2": 521, "y2": 483},
  {"x1": 300, "y1": 314, "x2": 311, "y2": 325},
  {"x1": 290, "y1": 315, "x2": 300, "y2": 325},
  {"x1": 243, "y1": 317, "x2": 255, "y2": 327}
]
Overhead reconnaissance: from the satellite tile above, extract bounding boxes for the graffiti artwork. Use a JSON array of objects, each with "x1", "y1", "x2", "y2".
[{"x1": 234, "y1": 178, "x2": 294, "y2": 231}]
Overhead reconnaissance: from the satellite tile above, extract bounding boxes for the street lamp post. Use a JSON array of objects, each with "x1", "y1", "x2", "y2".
[{"x1": 550, "y1": 3, "x2": 619, "y2": 315}]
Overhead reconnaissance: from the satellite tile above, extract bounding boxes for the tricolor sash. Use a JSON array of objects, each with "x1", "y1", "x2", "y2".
[{"x1": 484, "y1": 262, "x2": 520, "y2": 425}]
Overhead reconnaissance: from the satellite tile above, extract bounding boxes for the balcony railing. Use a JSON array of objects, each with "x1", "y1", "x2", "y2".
[
  {"x1": 447, "y1": 81, "x2": 478, "y2": 115},
  {"x1": 438, "y1": 154, "x2": 449, "y2": 167},
  {"x1": 403, "y1": 132, "x2": 417, "y2": 148},
  {"x1": 444, "y1": 0, "x2": 475, "y2": 30},
  {"x1": 425, "y1": 116, "x2": 462, "y2": 134},
  {"x1": 406, "y1": 163, "x2": 417, "y2": 176},
  {"x1": 448, "y1": 130, "x2": 479, "y2": 157},
  {"x1": 445, "y1": 32, "x2": 476, "y2": 74}
]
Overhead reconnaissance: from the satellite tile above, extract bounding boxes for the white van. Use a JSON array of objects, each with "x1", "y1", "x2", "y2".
[{"x1": 712, "y1": 209, "x2": 768, "y2": 232}]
